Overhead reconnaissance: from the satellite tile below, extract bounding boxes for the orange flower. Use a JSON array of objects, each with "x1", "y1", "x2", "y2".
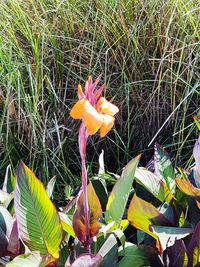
[{"x1": 70, "y1": 76, "x2": 119, "y2": 137}]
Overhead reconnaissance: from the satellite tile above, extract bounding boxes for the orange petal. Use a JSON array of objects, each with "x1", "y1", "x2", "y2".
[
  {"x1": 83, "y1": 102, "x2": 103, "y2": 135},
  {"x1": 100, "y1": 114, "x2": 115, "y2": 138},
  {"x1": 96, "y1": 97, "x2": 119, "y2": 116},
  {"x1": 70, "y1": 98, "x2": 86, "y2": 119}
]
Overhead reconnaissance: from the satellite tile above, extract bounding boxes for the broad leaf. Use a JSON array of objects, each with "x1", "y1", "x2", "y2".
[
  {"x1": 14, "y1": 162, "x2": 62, "y2": 258},
  {"x1": 117, "y1": 242, "x2": 150, "y2": 267},
  {"x1": 66, "y1": 253, "x2": 103, "y2": 267},
  {"x1": 167, "y1": 240, "x2": 188, "y2": 267},
  {"x1": 5, "y1": 251, "x2": 55, "y2": 267},
  {"x1": 150, "y1": 226, "x2": 193, "y2": 251},
  {"x1": 175, "y1": 179, "x2": 200, "y2": 197},
  {"x1": 128, "y1": 194, "x2": 171, "y2": 251},
  {"x1": 187, "y1": 221, "x2": 200, "y2": 266},
  {"x1": 135, "y1": 167, "x2": 173, "y2": 203},
  {"x1": 92, "y1": 179, "x2": 108, "y2": 211},
  {"x1": 105, "y1": 155, "x2": 140, "y2": 225},
  {"x1": 154, "y1": 143, "x2": 175, "y2": 194},
  {"x1": 73, "y1": 182, "x2": 102, "y2": 246},
  {"x1": 98, "y1": 234, "x2": 118, "y2": 267},
  {"x1": 194, "y1": 116, "x2": 200, "y2": 131}
]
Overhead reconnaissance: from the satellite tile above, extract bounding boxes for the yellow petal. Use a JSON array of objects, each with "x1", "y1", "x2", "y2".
[
  {"x1": 100, "y1": 114, "x2": 115, "y2": 138},
  {"x1": 83, "y1": 102, "x2": 103, "y2": 135},
  {"x1": 96, "y1": 97, "x2": 119, "y2": 116},
  {"x1": 70, "y1": 98, "x2": 86, "y2": 119}
]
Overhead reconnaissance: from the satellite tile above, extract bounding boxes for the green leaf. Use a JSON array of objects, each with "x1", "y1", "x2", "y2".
[
  {"x1": 117, "y1": 242, "x2": 150, "y2": 267},
  {"x1": 135, "y1": 167, "x2": 173, "y2": 203},
  {"x1": 98, "y1": 234, "x2": 118, "y2": 267},
  {"x1": 5, "y1": 251, "x2": 55, "y2": 267},
  {"x1": 14, "y1": 162, "x2": 63, "y2": 259},
  {"x1": 105, "y1": 155, "x2": 140, "y2": 225},
  {"x1": 154, "y1": 143, "x2": 175, "y2": 194},
  {"x1": 3, "y1": 165, "x2": 16, "y2": 194}
]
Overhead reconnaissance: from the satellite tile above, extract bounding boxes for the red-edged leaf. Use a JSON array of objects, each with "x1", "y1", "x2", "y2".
[
  {"x1": 127, "y1": 194, "x2": 171, "y2": 252},
  {"x1": 73, "y1": 182, "x2": 102, "y2": 245},
  {"x1": 7, "y1": 219, "x2": 20, "y2": 256},
  {"x1": 187, "y1": 221, "x2": 200, "y2": 266},
  {"x1": 65, "y1": 253, "x2": 103, "y2": 267},
  {"x1": 167, "y1": 240, "x2": 188, "y2": 267},
  {"x1": 175, "y1": 179, "x2": 200, "y2": 197}
]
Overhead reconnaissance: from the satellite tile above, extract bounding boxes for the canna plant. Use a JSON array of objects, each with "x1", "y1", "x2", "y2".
[{"x1": 0, "y1": 76, "x2": 199, "y2": 267}]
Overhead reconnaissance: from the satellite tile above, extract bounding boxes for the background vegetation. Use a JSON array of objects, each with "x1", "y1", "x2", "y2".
[{"x1": 0, "y1": 0, "x2": 199, "y2": 189}]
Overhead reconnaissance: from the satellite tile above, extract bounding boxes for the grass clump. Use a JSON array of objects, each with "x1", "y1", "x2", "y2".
[{"x1": 0, "y1": 0, "x2": 199, "y2": 186}]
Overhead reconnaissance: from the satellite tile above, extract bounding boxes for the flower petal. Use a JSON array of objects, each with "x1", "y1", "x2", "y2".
[
  {"x1": 78, "y1": 84, "x2": 84, "y2": 99},
  {"x1": 96, "y1": 97, "x2": 119, "y2": 116},
  {"x1": 70, "y1": 98, "x2": 86, "y2": 119},
  {"x1": 82, "y1": 101, "x2": 103, "y2": 135},
  {"x1": 100, "y1": 114, "x2": 115, "y2": 138}
]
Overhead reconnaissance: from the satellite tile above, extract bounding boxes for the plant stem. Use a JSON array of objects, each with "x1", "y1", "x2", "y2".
[{"x1": 79, "y1": 123, "x2": 89, "y2": 247}]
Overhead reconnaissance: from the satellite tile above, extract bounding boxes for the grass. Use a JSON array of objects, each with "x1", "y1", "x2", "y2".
[{"x1": 0, "y1": 0, "x2": 199, "y2": 188}]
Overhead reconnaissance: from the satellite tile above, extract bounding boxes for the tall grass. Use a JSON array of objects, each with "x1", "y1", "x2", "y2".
[{"x1": 0, "y1": 0, "x2": 199, "y2": 187}]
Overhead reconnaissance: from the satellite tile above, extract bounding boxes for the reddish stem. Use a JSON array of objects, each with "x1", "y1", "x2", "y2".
[{"x1": 79, "y1": 123, "x2": 89, "y2": 247}]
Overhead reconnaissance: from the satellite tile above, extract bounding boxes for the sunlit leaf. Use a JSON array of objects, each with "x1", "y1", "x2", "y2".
[
  {"x1": 117, "y1": 242, "x2": 150, "y2": 267},
  {"x1": 46, "y1": 176, "x2": 56, "y2": 198},
  {"x1": 105, "y1": 155, "x2": 140, "y2": 225},
  {"x1": 5, "y1": 251, "x2": 55, "y2": 267},
  {"x1": 92, "y1": 179, "x2": 108, "y2": 211},
  {"x1": 98, "y1": 234, "x2": 118, "y2": 267},
  {"x1": 154, "y1": 143, "x2": 175, "y2": 194},
  {"x1": 14, "y1": 162, "x2": 63, "y2": 258},
  {"x1": 187, "y1": 221, "x2": 200, "y2": 266},
  {"x1": 73, "y1": 182, "x2": 102, "y2": 245},
  {"x1": 135, "y1": 167, "x2": 173, "y2": 203},
  {"x1": 150, "y1": 226, "x2": 193, "y2": 251},
  {"x1": 65, "y1": 253, "x2": 103, "y2": 267},
  {"x1": 3, "y1": 165, "x2": 15, "y2": 194},
  {"x1": 167, "y1": 240, "x2": 188, "y2": 267},
  {"x1": 128, "y1": 194, "x2": 171, "y2": 251},
  {"x1": 175, "y1": 179, "x2": 200, "y2": 197},
  {"x1": 98, "y1": 149, "x2": 105, "y2": 175},
  {"x1": 59, "y1": 212, "x2": 75, "y2": 237}
]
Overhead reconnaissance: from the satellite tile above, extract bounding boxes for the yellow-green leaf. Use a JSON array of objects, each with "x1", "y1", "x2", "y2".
[
  {"x1": 128, "y1": 194, "x2": 171, "y2": 252},
  {"x1": 14, "y1": 162, "x2": 63, "y2": 259},
  {"x1": 175, "y1": 179, "x2": 200, "y2": 197},
  {"x1": 105, "y1": 155, "x2": 140, "y2": 225}
]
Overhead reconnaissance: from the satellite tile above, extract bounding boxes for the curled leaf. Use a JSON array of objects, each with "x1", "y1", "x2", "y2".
[{"x1": 73, "y1": 182, "x2": 102, "y2": 246}]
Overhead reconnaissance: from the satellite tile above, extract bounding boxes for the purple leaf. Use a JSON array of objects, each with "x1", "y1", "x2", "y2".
[
  {"x1": 7, "y1": 219, "x2": 20, "y2": 256},
  {"x1": 187, "y1": 221, "x2": 200, "y2": 266},
  {"x1": 193, "y1": 135, "x2": 200, "y2": 185},
  {"x1": 65, "y1": 253, "x2": 103, "y2": 267},
  {"x1": 167, "y1": 239, "x2": 188, "y2": 267}
]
